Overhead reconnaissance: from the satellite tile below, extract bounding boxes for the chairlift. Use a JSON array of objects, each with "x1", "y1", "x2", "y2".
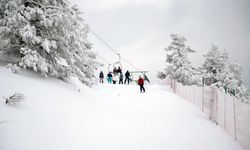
[
  {"x1": 106, "y1": 53, "x2": 122, "y2": 74},
  {"x1": 112, "y1": 53, "x2": 123, "y2": 74}
]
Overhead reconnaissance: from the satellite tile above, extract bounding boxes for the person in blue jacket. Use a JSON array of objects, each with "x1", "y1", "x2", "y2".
[{"x1": 107, "y1": 72, "x2": 113, "y2": 84}]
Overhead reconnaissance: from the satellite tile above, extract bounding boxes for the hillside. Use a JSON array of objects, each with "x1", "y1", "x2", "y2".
[{"x1": 0, "y1": 66, "x2": 244, "y2": 150}]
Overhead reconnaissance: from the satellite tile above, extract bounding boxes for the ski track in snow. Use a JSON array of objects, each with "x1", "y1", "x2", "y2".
[{"x1": 0, "y1": 67, "x2": 244, "y2": 150}]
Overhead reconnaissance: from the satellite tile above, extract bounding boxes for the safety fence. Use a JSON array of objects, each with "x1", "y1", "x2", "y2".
[{"x1": 166, "y1": 79, "x2": 250, "y2": 150}]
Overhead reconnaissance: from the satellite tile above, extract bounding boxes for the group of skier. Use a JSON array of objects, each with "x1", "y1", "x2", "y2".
[
  {"x1": 99, "y1": 68, "x2": 131, "y2": 85},
  {"x1": 99, "y1": 67, "x2": 146, "y2": 93}
]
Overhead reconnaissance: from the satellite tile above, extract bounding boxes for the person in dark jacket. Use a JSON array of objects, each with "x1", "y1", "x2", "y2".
[
  {"x1": 107, "y1": 72, "x2": 113, "y2": 84},
  {"x1": 138, "y1": 76, "x2": 145, "y2": 93},
  {"x1": 124, "y1": 70, "x2": 130, "y2": 84},
  {"x1": 99, "y1": 71, "x2": 104, "y2": 83}
]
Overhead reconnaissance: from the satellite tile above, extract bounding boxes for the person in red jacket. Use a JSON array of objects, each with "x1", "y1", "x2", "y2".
[{"x1": 138, "y1": 76, "x2": 145, "y2": 93}]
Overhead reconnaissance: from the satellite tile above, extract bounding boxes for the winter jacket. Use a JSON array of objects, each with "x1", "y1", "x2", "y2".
[
  {"x1": 99, "y1": 71, "x2": 104, "y2": 78},
  {"x1": 119, "y1": 73, "x2": 123, "y2": 80},
  {"x1": 107, "y1": 73, "x2": 112, "y2": 78},
  {"x1": 138, "y1": 78, "x2": 144, "y2": 85},
  {"x1": 125, "y1": 71, "x2": 130, "y2": 77}
]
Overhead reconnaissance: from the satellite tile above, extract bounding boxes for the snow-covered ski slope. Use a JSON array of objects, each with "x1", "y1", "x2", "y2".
[{"x1": 0, "y1": 67, "x2": 244, "y2": 150}]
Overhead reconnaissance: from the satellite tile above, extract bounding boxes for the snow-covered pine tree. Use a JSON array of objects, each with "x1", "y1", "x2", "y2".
[
  {"x1": 224, "y1": 62, "x2": 248, "y2": 101},
  {"x1": 0, "y1": 0, "x2": 99, "y2": 86},
  {"x1": 159, "y1": 34, "x2": 201, "y2": 86},
  {"x1": 202, "y1": 44, "x2": 229, "y2": 87},
  {"x1": 202, "y1": 45, "x2": 248, "y2": 100}
]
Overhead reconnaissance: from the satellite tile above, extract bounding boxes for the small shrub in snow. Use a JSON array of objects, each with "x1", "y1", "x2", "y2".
[
  {"x1": 4, "y1": 93, "x2": 25, "y2": 105},
  {"x1": 6, "y1": 63, "x2": 20, "y2": 73}
]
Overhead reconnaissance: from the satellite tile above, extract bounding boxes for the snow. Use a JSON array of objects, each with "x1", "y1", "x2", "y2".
[
  {"x1": 41, "y1": 39, "x2": 51, "y2": 53},
  {"x1": 0, "y1": 66, "x2": 244, "y2": 150}
]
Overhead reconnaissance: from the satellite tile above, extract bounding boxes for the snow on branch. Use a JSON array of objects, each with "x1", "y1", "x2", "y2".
[{"x1": 157, "y1": 72, "x2": 167, "y2": 80}]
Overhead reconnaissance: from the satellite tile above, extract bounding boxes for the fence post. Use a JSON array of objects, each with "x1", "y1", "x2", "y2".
[
  {"x1": 201, "y1": 84, "x2": 204, "y2": 112},
  {"x1": 202, "y1": 87, "x2": 204, "y2": 112},
  {"x1": 170, "y1": 79, "x2": 173, "y2": 89},
  {"x1": 202, "y1": 78, "x2": 205, "y2": 112},
  {"x1": 224, "y1": 94, "x2": 227, "y2": 129},
  {"x1": 172, "y1": 80, "x2": 174, "y2": 90},
  {"x1": 173, "y1": 80, "x2": 176, "y2": 93},
  {"x1": 233, "y1": 97, "x2": 237, "y2": 141},
  {"x1": 209, "y1": 87, "x2": 214, "y2": 120},
  {"x1": 215, "y1": 88, "x2": 218, "y2": 125},
  {"x1": 193, "y1": 87, "x2": 195, "y2": 105}
]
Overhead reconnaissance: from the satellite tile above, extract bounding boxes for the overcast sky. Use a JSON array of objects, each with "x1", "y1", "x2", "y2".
[{"x1": 70, "y1": 0, "x2": 250, "y2": 86}]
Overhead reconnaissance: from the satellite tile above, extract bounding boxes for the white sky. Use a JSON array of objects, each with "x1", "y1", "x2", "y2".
[{"x1": 70, "y1": 0, "x2": 250, "y2": 85}]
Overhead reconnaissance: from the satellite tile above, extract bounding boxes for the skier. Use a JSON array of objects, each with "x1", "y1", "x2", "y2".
[
  {"x1": 119, "y1": 72, "x2": 123, "y2": 84},
  {"x1": 138, "y1": 76, "x2": 145, "y2": 93},
  {"x1": 124, "y1": 70, "x2": 131, "y2": 84},
  {"x1": 107, "y1": 72, "x2": 113, "y2": 84},
  {"x1": 99, "y1": 71, "x2": 104, "y2": 83}
]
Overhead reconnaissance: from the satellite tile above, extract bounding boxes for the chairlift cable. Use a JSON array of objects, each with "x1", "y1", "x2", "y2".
[
  {"x1": 89, "y1": 29, "x2": 119, "y2": 55},
  {"x1": 120, "y1": 56, "x2": 139, "y2": 71},
  {"x1": 89, "y1": 28, "x2": 140, "y2": 71},
  {"x1": 96, "y1": 53, "x2": 111, "y2": 65}
]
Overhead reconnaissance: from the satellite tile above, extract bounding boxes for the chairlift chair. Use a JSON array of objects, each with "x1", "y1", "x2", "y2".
[
  {"x1": 112, "y1": 53, "x2": 123, "y2": 74},
  {"x1": 107, "y1": 53, "x2": 122, "y2": 73}
]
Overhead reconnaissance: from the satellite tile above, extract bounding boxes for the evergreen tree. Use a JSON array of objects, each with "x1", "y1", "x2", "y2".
[
  {"x1": 224, "y1": 62, "x2": 248, "y2": 101},
  {"x1": 202, "y1": 45, "x2": 229, "y2": 86},
  {"x1": 0, "y1": 0, "x2": 99, "y2": 86},
  {"x1": 159, "y1": 34, "x2": 201, "y2": 86},
  {"x1": 202, "y1": 45, "x2": 248, "y2": 100}
]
